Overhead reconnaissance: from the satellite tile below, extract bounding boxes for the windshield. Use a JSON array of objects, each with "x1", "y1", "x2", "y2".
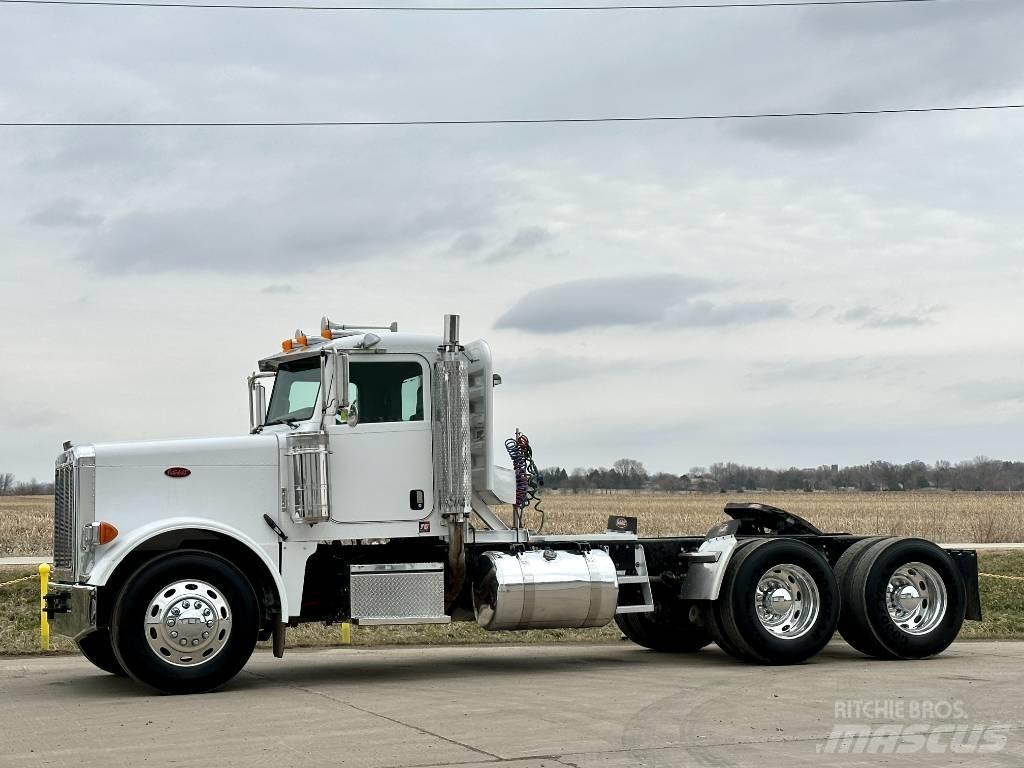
[{"x1": 265, "y1": 358, "x2": 320, "y2": 425}]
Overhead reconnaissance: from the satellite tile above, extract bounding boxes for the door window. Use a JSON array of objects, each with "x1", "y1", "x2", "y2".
[{"x1": 345, "y1": 361, "x2": 424, "y2": 424}]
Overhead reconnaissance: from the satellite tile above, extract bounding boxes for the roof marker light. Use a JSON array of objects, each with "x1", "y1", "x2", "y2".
[{"x1": 282, "y1": 339, "x2": 294, "y2": 352}]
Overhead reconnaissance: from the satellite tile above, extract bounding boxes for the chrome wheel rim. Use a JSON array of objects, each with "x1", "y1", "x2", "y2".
[
  {"x1": 145, "y1": 580, "x2": 232, "y2": 667},
  {"x1": 886, "y1": 562, "x2": 947, "y2": 635},
  {"x1": 754, "y1": 563, "x2": 820, "y2": 639}
]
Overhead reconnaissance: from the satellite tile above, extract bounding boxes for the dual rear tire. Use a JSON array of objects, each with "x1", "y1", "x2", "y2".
[
  {"x1": 707, "y1": 539, "x2": 840, "y2": 665},
  {"x1": 835, "y1": 537, "x2": 966, "y2": 659},
  {"x1": 615, "y1": 604, "x2": 713, "y2": 653}
]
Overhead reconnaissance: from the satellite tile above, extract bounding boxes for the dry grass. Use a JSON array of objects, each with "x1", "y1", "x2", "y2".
[
  {"x1": 0, "y1": 496, "x2": 53, "y2": 556},
  {"x1": 2, "y1": 491, "x2": 1023, "y2": 558},
  {"x1": 516, "y1": 491, "x2": 1024, "y2": 543}
]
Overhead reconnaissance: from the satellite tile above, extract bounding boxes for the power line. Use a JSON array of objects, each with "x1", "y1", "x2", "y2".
[
  {"x1": 2, "y1": 103, "x2": 1022, "y2": 128},
  {"x1": 0, "y1": 0, "x2": 950, "y2": 12}
]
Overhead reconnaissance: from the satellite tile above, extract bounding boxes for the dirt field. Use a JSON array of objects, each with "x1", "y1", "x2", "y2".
[{"x1": 3, "y1": 491, "x2": 1023, "y2": 557}]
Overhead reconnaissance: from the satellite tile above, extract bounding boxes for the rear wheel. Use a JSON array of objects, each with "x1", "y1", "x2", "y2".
[
  {"x1": 843, "y1": 537, "x2": 965, "y2": 659},
  {"x1": 615, "y1": 604, "x2": 712, "y2": 652},
  {"x1": 76, "y1": 629, "x2": 126, "y2": 676},
  {"x1": 834, "y1": 536, "x2": 891, "y2": 657},
  {"x1": 709, "y1": 539, "x2": 839, "y2": 665},
  {"x1": 111, "y1": 551, "x2": 259, "y2": 694}
]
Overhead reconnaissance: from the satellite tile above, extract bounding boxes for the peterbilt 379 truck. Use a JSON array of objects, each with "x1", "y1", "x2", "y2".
[{"x1": 44, "y1": 314, "x2": 982, "y2": 694}]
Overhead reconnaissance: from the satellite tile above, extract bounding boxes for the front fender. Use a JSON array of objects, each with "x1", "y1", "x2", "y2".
[{"x1": 87, "y1": 517, "x2": 288, "y2": 618}]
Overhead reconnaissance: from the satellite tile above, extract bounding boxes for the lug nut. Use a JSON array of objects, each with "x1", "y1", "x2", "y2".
[
  {"x1": 206, "y1": 620, "x2": 213, "y2": 628},
  {"x1": 180, "y1": 639, "x2": 188, "y2": 646},
  {"x1": 171, "y1": 608, "x2": 180, "y2": 616},
  {"x1": 166, "y1": 619, "x2": 175, "y2": 627},
  {"x1": 202, "y1": 632, "x2": 210, "y2": 639},
  {"x1": 192, "y1": 639, "x2": 199, "y2": 646},
  {"x1": 182, "y1": 601, "x2": 190, "y2": 609},
  {"x1": 170, "y1": 631, "x2": 178, "y2": 638},
  {"x1": 203, "y1": 609, "x2": 211, "y2": 616}
]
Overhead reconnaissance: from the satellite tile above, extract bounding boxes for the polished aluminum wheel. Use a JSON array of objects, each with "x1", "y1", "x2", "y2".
[
  {"x1": 886, "y1": 562, "x2": 947, "y2": 635},
  {"x1": 754, "y1": 564, "x2": 820, "y2": 640},
  {"x1": 145, "y1": 580, "x2": 232, "y2": 667}
]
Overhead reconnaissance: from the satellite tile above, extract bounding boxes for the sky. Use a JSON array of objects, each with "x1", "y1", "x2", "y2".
[{"x1": 2, "y1": 0, "x2": 1024, "y2": 480}]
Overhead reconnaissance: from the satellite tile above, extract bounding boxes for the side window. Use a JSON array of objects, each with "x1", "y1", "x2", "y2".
[{"x1": 343, "y1": 361, "x2": 424, "y2": 424}]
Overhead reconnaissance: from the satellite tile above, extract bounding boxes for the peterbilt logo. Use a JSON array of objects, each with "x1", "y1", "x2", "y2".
[{"x1": 165, "y1": 467, "x2": 191, "y2": 478}]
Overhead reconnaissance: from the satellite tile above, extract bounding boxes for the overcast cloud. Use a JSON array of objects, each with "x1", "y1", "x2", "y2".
[{"x1": 2, "y1": 0, "x2": 1024, "y2": 477}]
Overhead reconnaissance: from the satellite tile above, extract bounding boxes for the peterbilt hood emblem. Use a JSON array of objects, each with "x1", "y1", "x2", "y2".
[{"x1": 164, "y1": 467, "x2": 192, "y2": 478}]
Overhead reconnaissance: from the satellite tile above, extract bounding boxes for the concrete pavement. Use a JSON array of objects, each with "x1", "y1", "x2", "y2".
[{"x1": 1, "y1": 641, "x2": 1022, "y2": 767}]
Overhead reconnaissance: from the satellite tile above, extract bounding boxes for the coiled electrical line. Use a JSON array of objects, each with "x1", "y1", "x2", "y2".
[{"x1": 505, "y1": 429, "x2": 545, "y2": 533}]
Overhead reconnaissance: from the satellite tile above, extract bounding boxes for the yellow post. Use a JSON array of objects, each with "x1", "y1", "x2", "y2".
[
  {"x1": 39, "y1": 563, "x2": 51, "y2": 651},
  {"x1": 340, "y1": 621, "x2": 351, "y2": 645}
]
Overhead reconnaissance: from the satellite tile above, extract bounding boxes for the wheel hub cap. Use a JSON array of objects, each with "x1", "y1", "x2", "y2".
[
  {"x1": 754, "y1": 564, "x2": 820, "y2": 640},
  {"x1": 886, "y1": 562, "x2": 947, "y2": 636},
  {"x1": 145, "y1": 580, "x2": 232, "y2": 667}
]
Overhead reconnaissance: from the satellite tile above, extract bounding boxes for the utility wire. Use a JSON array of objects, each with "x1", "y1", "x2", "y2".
[
  {"x1": 0, "y1": 0, "x2": 951, "y2": 12},
  {"x1": 2, "y1": 103, "x2": 1022, "y2": 128}
]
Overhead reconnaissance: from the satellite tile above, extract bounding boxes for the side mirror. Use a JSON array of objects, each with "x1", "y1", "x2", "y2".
[
  {"x1": 254, "y1": 383, "x2": 266, "y2": 428},
  {"x1": 331, "y1": 350, "x2": 358, "y2": 427},
  {"x1": 248, "y1": 372, "x2": 273, "y2": 433}
]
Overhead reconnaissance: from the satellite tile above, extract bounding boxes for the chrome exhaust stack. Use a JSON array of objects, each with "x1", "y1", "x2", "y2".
[{"x1": 434, "y1": 314, "x2": 472, "y2": 609}]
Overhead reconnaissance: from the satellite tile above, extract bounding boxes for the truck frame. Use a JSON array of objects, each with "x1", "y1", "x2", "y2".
[{"x1": 44, "y1": 314, "x2": 982, "y2": 694}]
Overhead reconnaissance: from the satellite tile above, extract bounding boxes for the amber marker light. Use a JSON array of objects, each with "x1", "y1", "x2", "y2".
[
  {"x1": 282, "y1": 339, "x2": 294, "y2": 352},
  {"x1": 97, "y1": 522, "x2": 119, "y2": 545}
]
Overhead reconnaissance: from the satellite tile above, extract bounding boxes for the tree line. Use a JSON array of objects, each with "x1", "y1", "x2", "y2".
[
  {"x1": 0, "y1": 473, "x2": 55, "y2": 496},
  {"x1": 4, "y1": 455, "x2": 1024, "y2": 497},
  {"x1": 541, "y1": 456, "x2": 1024, "y2": 493}
]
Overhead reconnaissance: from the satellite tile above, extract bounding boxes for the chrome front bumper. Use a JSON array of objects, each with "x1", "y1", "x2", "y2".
[{"x1": 45, "y1": 583, "x2": 98, "y2": 641}]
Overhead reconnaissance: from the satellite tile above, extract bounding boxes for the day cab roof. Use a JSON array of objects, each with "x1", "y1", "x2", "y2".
[{"x1": 258, "y1": 331, "x2": 442, "y2": 373}]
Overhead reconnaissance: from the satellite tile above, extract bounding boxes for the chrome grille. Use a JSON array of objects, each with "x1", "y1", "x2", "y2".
[{"x1": 53, "y1": 461, "x2": 76, "y2": 571}]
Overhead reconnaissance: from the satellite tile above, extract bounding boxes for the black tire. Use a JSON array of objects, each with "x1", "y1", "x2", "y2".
[
  {"x1": 111, "y1": 551, "x2": 260, "y2": 695},
  {"x1": 834, "y1": 537, "x2": 892, "y2": 657},
  {"x1": 705, "y1": 539, "x2": 760, "y2": 660},
  {"x1": 711, "y1": 539, "x2": 840, "y2": 665},
  {"x1": 615, "y1": 604, "x2": 712, "y2": 652},
  {"x1": 844, "y1": 537, "x2": 966, "y2": 660},
  {"x1": 76, "y1": 629, "x2": 127, "y2": 676}
]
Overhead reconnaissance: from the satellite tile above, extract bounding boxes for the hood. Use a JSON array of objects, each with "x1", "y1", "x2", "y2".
[{"x1": 90, "y1": 434, "x2": 279, "y2": 468}]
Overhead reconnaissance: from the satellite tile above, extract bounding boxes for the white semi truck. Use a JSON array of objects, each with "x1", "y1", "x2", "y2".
[{"x1": 45, "y1": 314, "x2": 982, "y2": 694}]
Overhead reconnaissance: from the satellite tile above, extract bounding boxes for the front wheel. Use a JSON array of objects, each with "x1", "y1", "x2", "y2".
[{"x1": 111, "y1": 551, "x2": 259, "y2": 694}]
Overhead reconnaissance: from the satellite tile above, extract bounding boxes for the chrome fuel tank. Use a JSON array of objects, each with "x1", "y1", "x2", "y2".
[{"x1": 473, "y1": 549, "x2": 619, "y2": 630}]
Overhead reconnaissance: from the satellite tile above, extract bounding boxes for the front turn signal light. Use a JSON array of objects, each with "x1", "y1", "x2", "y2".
[
  {"x1": 282, "y1": 339, "x2": 294, "y2": 352},
  {"x1": 97, "y1": 521, "x2": 119, "y2": 545}
]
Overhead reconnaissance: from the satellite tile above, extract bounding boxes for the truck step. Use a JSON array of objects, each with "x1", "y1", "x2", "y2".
[
  {"x1": 353, "y1": 616, "x2": 451, "y2": 626},
  {"x1": 615, "y1": 545, "x2": 655, "y2": 614},
  {"x1": 615, "y1": 604, "x2": 655, "y2": 614},
  {"x1": 349, "y1": 563, "x2": 450, "y2": 626}
]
